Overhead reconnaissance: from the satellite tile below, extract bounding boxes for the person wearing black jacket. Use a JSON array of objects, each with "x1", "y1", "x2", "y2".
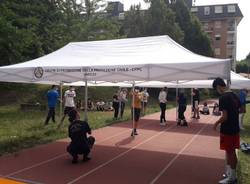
[{"x1": 67, "y1": 109, "x2": 95, "y2": 164}]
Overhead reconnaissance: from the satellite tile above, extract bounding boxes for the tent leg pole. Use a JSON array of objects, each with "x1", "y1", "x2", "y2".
[
  {"x1": 191, "y1": 88, "x2": 193, "y2": 119},
  {"x1": 176, "y1": 81, "x2": 179, "y2": 122},
  {"x1": 84, "y1": 80, "x2": 88, "y2": 121},
  {"x1": 132, "y1": 82, "x2": 135, "y2": 136},
  {"x1": 59, "y1": 82, "x2": 63, "y2": 122}
]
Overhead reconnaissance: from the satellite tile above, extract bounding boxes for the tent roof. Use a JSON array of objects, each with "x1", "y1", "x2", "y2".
[{"x1": 0, "y1": 35, "x2": 230, "y2": 83}]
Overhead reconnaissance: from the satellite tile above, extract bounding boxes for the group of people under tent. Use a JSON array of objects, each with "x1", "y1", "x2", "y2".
[{"x1": 43, "y1": 81, "x2": 249, "y2": 184}]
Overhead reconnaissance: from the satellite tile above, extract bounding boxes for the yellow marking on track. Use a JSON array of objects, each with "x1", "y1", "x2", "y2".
[{"x1": 0, "y1": 178, "x2": 25, "y2": 184}]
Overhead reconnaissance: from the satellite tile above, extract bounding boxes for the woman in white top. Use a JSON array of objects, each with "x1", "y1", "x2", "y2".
[{"x1": 158, "y1": 87, "x2": 168, "y2": 125}]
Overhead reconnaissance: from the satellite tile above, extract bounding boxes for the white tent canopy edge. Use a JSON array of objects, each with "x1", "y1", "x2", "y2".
[{"x1": 0, "y1": 35, "x2": 230, "y2": 83}]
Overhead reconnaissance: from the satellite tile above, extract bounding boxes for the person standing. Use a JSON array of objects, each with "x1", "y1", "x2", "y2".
[
  {"x1": 238, "y1": 89, "x2": 248, "y2": 130},
  {"x1": 192, "y1": 88, "x2": 200, "y2": 119},
  {"x1": 119, "y1": 88, "x2": 127, "y2": 119},
  {"x1": 130, "y1": 87, "x2": 142, "y2": 136},
  {"x1": 44, "y1": 85, "x2": 60, "y2": 125},
  {"x1": 59, "y1": 86, "x2": 76, "y2": 128},
  {"x1": 112, "y1": 93, "x2": 120, "y2": 120},
  {"x1": 212, "y1": 78, "x2": 240, "y2": 184},
  {"x1": 141, "y1": 88, "x2": 149, "y2": 116},
  {"x1": 177, "y1": 92, "x2": 187, "y2": 126},
  {"x1": 158, "y1": 87, "x2": 168, "y2": 125}
]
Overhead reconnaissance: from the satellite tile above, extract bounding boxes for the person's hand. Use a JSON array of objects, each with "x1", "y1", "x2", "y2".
[{"x1": 213, "y1": 123, "x2": 218, "y2": 131}]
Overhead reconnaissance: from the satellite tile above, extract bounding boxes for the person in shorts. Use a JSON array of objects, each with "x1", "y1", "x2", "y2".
[
  {"x1": 58, "y1": 86, "x2": 76, "y2": 128},
  {"x1": 130, "y1": 86, "x2": 142, "y2": 136},
  {"x1": 212, "y1": 77, "x2": 240, "y2": 184}
]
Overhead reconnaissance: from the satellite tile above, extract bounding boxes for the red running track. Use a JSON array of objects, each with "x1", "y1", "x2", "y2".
[{"x1": 0, "y1": 107, "x2": 225, "y2": 184}]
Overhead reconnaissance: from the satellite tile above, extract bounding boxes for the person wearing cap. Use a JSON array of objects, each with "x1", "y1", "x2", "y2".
[
  {"x1": 67, "y1": 109, "x2": 95, "y2": 164},
  {"x1": 158, "y1": 87, "x2": 168, "y2": 125},
  {"x1": 130, "y1": 86, "x2": 142, "y2": 136},
  {"x1": 44, "y1": 85, "x2": 60, "y2": 125},
  {"x1": 58, "y1": 86, "x2": 76, "y2": 128},
  {"x1": 212, "y1": 77, "x2": 240, "y2": 184}
]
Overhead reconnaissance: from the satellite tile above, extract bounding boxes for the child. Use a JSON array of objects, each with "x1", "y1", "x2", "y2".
[
  {"x1": 200, "y1": 102, "x2": 210, "y2": 115},
  {"x1": 177, "y1": 92, "x2": 188, "y2": 126}
]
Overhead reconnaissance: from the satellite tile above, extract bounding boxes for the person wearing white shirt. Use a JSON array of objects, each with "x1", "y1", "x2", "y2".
[
  {"x1": 141, "y1": 88, "x2": 149, "y2": 116},
  {"x1": 158, "y1": 87, "x2": 168, "y2": 125},
  {"x1": 119, "y1": 88, "x2": 128, "y2": 118},
  {"x1": 58, "y1": 86, "x2": 76, "y2": 128}
]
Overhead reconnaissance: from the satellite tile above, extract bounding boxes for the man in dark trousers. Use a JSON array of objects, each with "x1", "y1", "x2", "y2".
[
  {"x1": 212, "y1": 78, "x2": 240, "y2": 184},
  {"x1": 44, "y1": 85, "x2": 59, "y2": 125},
  {"x1": 67, "y1": 109, "x2": 95, "y2": 164}
]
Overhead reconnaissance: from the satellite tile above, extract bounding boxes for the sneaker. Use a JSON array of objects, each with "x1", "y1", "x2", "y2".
[
  {"x1": 222, "y1": 173, "x2": 228, "y2": 178},
  {"x1": 218, "y1": 177, "x2": 237, "y2": 184},
  {"x1": 182, "y1": 122, "x2": 188, "y2": 127},
  {"x1": 83, "y1": 156, "x2": 91, "y2": 162},
  {"x1": 72, "y1": 156, "x2": 78, "y2": 164},
  {"x1": 134, "y1": 131, "x2": 138, "y2": 135},
  {"x1": 196, "y1": 116, "x2": 200, "y2": 119},
  {"x1": 177, "y1": 121, "x2": 181, "y2": 126},
  {"x1": 160, "y1": 122, "x2": 166, "y2": 126}
]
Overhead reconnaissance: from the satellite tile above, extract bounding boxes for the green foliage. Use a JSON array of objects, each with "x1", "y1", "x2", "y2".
[
  {"x1": 124, "y1": 0, "x2": 184, "y2": 43},
  {"x1": 238, "y1": 104, "x2": 250, "y2": 184},
  {"x1": 170, "y1": 0, "x2": 213, "y2": 56},
  {"x1": 0, "y1": 102, "x2": 175, "y2": 155},
  {"x1": 0, "y1": 0, "x2": 121, "y2": 66},
  {"x1": 236, "y1": 53, "x2": 250, "y2": 73}
]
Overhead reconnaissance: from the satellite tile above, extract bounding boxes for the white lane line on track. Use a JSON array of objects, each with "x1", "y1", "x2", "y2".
[
  {"x1": 66, "y1": 124, "x2": 176, "y2": 184},
  {"x1": 5, "y1": 117, "x2": 160, "y2": 177},
  {"x1": 150, "y1": 116, "x2": 216, "y2": 184}
]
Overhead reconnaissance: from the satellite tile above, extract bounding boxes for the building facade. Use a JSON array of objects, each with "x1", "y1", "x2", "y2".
[{"x1": 187, "y1": 0, "x2": 243, "y2": 71}]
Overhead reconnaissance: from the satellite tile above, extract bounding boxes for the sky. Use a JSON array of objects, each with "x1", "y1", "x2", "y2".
[{"x1": 118, "y1": 0, "x2": 250, "y2": 60}]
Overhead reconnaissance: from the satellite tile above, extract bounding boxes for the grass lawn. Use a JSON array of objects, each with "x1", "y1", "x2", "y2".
[
  {"x1": 238, "y1": 104, "x2": 250, "y2": 184},
  {"x1": 0, "y1": 102, "x2": 175, "y2": 155}
]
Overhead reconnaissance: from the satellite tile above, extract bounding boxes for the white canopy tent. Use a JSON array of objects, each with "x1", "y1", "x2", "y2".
[
  {"x1": 65, "y1": 71, "x2": 250, "y2": 90},
  {"x1": 135, "y1": 72, "x2": 250, "y2": 89},
  {"x1": 0, "y1": 35, "x2": 230, "y2": 83},
  {"x1": 0, "y1": 35, "x2": 231, "y2": 131}
]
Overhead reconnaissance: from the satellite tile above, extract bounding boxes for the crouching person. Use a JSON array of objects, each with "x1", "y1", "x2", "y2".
[{"x1": 67, "y1": 109, "x2": 95, "y2": 164}]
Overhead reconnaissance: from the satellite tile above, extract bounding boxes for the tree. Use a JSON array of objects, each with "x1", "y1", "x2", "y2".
[
  {"x1": 123, "y1": 4, "x2": 146, "y2": 38},
  {"x1": 170, "y1": 0, "x2": 213, "y2": 56},
  {"x1": 0, "y1": 0, "x2": 120, "y2": 66},
  {"x1": 145, "y1": 0, "x2": 184, "y2": 43},
  {"x1": 124, "y1": 0, "x2": 184, "y2": 43}
]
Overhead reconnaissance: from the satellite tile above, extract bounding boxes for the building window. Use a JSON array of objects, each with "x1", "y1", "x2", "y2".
[
  {"x1": 118, "y1": 13, "x2": 125, "y2": 20},
  {"x1": 227, "y1": 5, "x2": 236, "y2": 13},
  {"x1": 214, "y1": 48, "x2": 221, "y2": 56},
  {"x1": 191, "y1": 7, "x2": 198, "y2": 12},
  {"x1": 215, "y1": 6, "x2": 223, "y2": 14},
  {"x1": 215, "y1": 34, "x2": 221, "y2": 41},
  {"x1": 203, "y1": 22, "x2": 209, "y2": 30},
  {"x1": 215, "y1": 21, "x2": 221, "y2": 29},
  {"x1": 204, "y1": 7, "x2": 210, "y2": 15}
]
